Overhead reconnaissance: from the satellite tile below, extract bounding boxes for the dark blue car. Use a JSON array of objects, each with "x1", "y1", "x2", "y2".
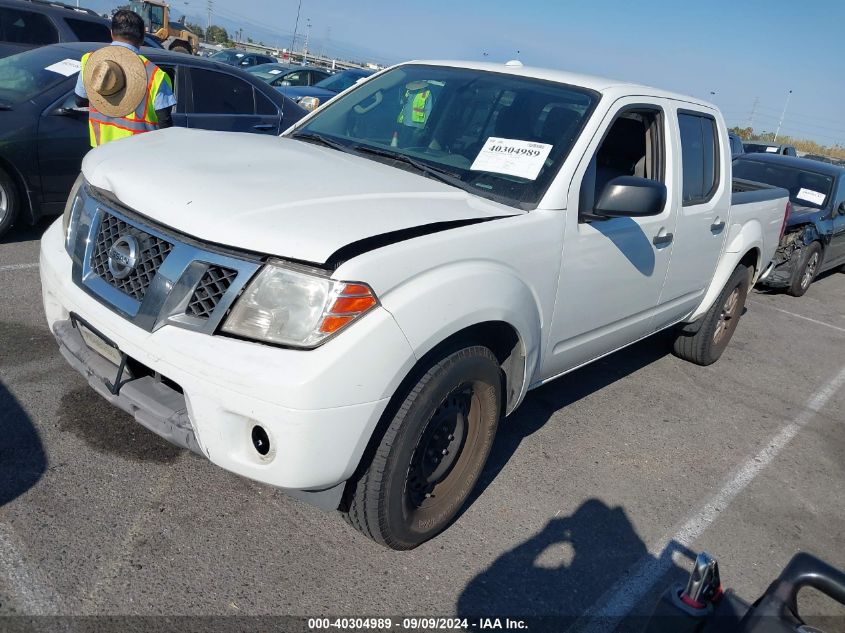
[
  {"x1": 278, "y1": 67, "x2": 374, "y2": 111},
  {"x1": 0, "y1": 42, "x2": 306, "y2": 236},
  {"x1": 734, "y1": 154, "x2": 845, "y2": 296}
]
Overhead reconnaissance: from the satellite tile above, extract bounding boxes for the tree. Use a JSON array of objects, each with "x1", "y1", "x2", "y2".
[
  {"x1": 728, "y1": 126, "x2": 754, "y2": 140},
  {"x1": 206, "y1": 25, "x2": 229, "y2": 44},
  {"x1": 184, "y1": 21, "x2": 204, "y2": 39}
]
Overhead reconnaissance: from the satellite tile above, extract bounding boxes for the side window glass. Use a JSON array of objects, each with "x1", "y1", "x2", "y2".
[
  {"x1": 255, "y1": 88, "x2": 277, "y2": 115},
  {"x1": 65, "y1": 18, "x2": 111, "y2": 42},
  {"x1": 579, "y1": 109, "x2": 663, "y2": 215},
  {"x1": 149, "y1": 5, "x2": 164, "y2": 30},
  {"x1": 190, "y1": 69, "x2": 254, "y2": 115},
  {"x1": 678, "y1": 112, "x2": 718, "y2": 205},
  {"x1": 0, "y1": 8, "x2": 58, "y2": 45}
]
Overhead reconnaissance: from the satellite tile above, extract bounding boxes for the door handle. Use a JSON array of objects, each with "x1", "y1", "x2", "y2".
[
  {"x1": 252, "y1": 124, "x2": 274, "y2": 131},
  {"x1": 653, "y1": 232, "x2": 674, "y2": 246},
  {"x1": 711, "y1": 218, "x2": 726, "y2": 231}
]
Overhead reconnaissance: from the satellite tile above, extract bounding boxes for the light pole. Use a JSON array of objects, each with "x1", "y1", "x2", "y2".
[
  {"x1": 773, "y1": 89, "x2": 792, "y2": 142},
  {"x1": 289, "y1": 0, "x2": 302, "y2": 63}
]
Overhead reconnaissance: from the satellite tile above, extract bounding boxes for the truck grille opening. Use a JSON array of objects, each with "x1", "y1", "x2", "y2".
[
  {"x1": 91, "y1": 212, "x2": 173, "y2": 302},
  {"x1": 185, "y1": 266, "x2": 238, "y2": 319}
]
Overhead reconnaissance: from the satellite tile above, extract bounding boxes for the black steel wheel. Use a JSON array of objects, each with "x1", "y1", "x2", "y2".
[
  {"x1": 343, "y1": 345, "x2": 501, "y2": 550},
  {"x1": 672, "y1": 264, "x2": 751, "y2": 366}
]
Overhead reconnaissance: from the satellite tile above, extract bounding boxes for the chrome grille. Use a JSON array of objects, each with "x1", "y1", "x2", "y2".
[
  {"x1": 91, "y1": 212, "x2": 173, "y2": 301},
  {"x1": 185, "y1": 266, "x2": 238, "y2": 319}
]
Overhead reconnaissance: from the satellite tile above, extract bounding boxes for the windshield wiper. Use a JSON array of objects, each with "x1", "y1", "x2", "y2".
[
  {"x1": 290, "y1": 131, "x2": 354, "y2": 154},
  {"x1": 350, "y1": 144, "x2": 466, "y2": 189}
]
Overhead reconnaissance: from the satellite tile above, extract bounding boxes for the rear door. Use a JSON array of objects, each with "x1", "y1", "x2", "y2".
[
  {"x1": 185, "y1": 67, "x2": 278, "y2": 134},
  {"x1": 655, "y1": 108, "x2": 729, "y2": 330}
]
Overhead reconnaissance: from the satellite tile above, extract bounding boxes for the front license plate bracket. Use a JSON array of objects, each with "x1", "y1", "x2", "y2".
[{"x1": 70, "y1": 313, "x2": 130, "y2": 395}]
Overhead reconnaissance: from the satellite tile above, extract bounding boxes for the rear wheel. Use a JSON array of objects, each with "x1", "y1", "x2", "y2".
[
  {"x1": 672, "y1": 264, "x2": 751, "y2": 366},
  {"x1": 343, "y1": 345, "x2": 501, "y2": 550},
  {"x1": 0, "y1": 167, "x2": 20, "y2": 238},
  {"x1": 787, "y1": 242, "x2": 822, "y2": 297}
]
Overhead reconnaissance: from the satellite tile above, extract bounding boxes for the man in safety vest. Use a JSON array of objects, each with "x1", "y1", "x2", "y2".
[
  {"x1": 74, "y1": 10, "x2": 176, "y2": 147},
  {"x1": 391, "y1": 80, "x2": 434, "y2": 147}
]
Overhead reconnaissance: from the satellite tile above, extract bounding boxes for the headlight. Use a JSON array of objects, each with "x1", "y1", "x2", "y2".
[
  {"x1": 62, "y1": 174, "x2": 86, "y2": 253},
  {"x1": 299, "y1": 96, "x2": 320, "y2": 111},
  {"x1": 221, "y1": 260, "x2": 378, "y2": 348}
]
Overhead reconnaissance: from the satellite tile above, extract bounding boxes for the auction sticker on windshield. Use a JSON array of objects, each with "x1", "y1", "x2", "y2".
[
  {"x1": 470, "y1": 137, "x2": 553, "y2": 180},
  {"x1": 45, "y1": 59, "x2": 82, "y2": 77},
  {"x1": 797, "y1": 188, "x2": 826, "y2": 206}
]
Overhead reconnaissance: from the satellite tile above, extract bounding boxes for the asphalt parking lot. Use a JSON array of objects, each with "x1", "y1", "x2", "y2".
[{"x1": 1, "y1": 219, "x2": 844, "y2": 631}]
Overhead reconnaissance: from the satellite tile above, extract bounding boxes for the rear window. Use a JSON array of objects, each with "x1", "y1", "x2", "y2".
[
  {"x1": 0, "y1": 7, "x2": 58, "y2": 45},
  {"x1": 744, "y1": 143, "x2": 780, "y2": 154},
  {"x1": 64, "y1": 18, "x2": 111, "y2": 42},
  {"x1": 732, "y1": 159, "x2": 834, "y2": 209}
]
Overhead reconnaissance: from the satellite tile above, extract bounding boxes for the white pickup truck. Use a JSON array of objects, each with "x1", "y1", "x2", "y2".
[{"x1": 41, "y1": 60, "x2": 789, "y2": 549}]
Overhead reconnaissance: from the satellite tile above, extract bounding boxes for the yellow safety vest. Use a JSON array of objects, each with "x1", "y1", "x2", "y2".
[
  {"x1": 81, "y1": 52, "x2": 172, "y2": 147},
  {"x1": 397, "y1": 89, "x2": 431, "y2": 125}
]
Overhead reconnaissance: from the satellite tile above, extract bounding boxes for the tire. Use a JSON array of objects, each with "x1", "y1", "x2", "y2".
[
  {"x1": 170, "y1": 44, "x2": 191, "y2": 54},
  {"x1": 672, "y1": 264, "x2": 751, "y2": 366},
  {"x1": 0, "y1": 167, "x2": 20, "y2": 238},
  {"x1": 787, "y1": 242, "x2": 822, "y2": 297},
  {"x1": 343, "y1": 345, "x2": 502, "y2": 550}
]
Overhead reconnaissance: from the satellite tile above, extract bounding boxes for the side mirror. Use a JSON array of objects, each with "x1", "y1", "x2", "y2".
[
  {"x1": 593, "y1": 176, "x2": 667, "y2": 218},
  {"x1": 838, "y1": 201, "x2": 845, "y2": 216},
  {"x1": 279, "y1": 80, "x2": 291, "y2": 86}
]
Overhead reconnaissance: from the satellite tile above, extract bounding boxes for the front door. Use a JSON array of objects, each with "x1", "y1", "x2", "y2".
[
  {"x1": 37, "y1": 89, "x2": 90, "y2": 209},
  {"x1": 186, "y1": 68, "x2": 279, "y2": 134},
  {"x1": 542, "y1": 98, "x2": 678, "y2": 378},
  {"x1": 827, "y1": 178, "x2": 845, "y2": 265}
]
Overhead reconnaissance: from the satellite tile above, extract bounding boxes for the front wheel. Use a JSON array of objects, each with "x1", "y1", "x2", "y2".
[
  {"x1": 672, "y1": 264, "x2": 751, "y2": 366},
  {"x1": 0, "y1": 167, "x2": 20, "y2": 238},
  {"x1": 787, "y1": 242, "x2": 822, "y2": 297},
  {"x1": 343, "y1": 346, "x2": 501, "y2": 550},
  {"x1": 170, "y1": 44, "x2": 191, "y2": 55}
]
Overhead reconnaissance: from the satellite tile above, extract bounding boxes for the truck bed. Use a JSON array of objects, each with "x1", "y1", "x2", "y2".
[{"x1": 731, "y1": 177, "x2": 789, "y2": 206}]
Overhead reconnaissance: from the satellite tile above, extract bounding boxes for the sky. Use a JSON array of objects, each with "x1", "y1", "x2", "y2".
[{"x1": 82, "y1": 0, "x2": 845, "y2": 147}]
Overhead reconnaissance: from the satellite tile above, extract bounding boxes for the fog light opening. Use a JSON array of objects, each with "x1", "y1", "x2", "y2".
[{"x1": 251, "y1": 425, "x2": 271, "y2": 456}]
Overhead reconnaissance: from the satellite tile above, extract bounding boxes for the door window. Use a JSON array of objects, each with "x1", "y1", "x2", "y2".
[
  {"x1": 0, "y1": 8, "x2": 58, "y2": 45},
  {"x1": 678, "y1": 112, "x2": 719, "y2": 205},
  {"x1": 149, "y1": 5, "x2": 164, "y2": 30},
  {"x1": 190, "y1": 69, "x2": 254, "y2": 114},
  {"x1": 579, "y1": 108, "x2": 664, "y2": 217},
  {"x1": 255, "y1": 89, "x2": 278, "y2": 115},
  {"x1": 64, "y1": 18, "x2": 111, "y2": 42}
]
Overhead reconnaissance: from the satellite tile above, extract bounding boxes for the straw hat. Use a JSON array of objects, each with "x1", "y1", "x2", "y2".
[{"x1": 83, "y1": 46, "x2": 147, "y2": 117}]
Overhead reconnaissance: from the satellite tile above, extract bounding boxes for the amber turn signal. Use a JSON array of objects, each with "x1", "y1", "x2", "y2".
[{"x1": 318, "y1": 283, "x2": 378, "y2": 334}]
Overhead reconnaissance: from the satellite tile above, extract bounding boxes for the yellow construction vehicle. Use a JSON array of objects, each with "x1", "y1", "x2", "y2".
[{"x1": 129, "y1": 0, "x2": 198, "y2": 55}]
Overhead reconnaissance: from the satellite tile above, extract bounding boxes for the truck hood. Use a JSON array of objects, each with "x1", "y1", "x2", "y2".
[{"x1": 81, "y1": 128, "x2": 518, "y2": 264}]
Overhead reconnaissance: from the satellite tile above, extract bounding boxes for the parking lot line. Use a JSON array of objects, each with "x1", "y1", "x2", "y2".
[
  {"x1": 750, "y1": 300, "x2": 845, "y2": 334},
  {"x1": 0, "y1": 263, "x2": 39, "y2": 272},
  {"x1": 573, "y1": 363, "x2": 845, "y2": 633}
]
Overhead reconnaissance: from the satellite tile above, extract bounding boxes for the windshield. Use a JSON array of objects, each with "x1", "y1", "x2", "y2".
[
  {"x1": 292, "y1": 64, "x2": 598, "y2": 209},
  {"x1": 211, "y1": 50, "x2": 243, "y2": 63},
  {"x1": 247, "y1": 63, "x2": 292, "y2": 80},
  {"x1": 314, "y1": 70, "x2": 371, "y2": 93},
  {"x1": 744, "y1": 143, "x2": 781, "y2": 154},
  {"x1": 733, "y1": 158, "x2": 834, "y2": 209},
  {"x1": 0, "y1": 47, "x2": 79, "y2": 106}
]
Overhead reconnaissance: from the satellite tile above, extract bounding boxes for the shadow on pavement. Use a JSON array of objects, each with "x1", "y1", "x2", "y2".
[
  {"x1": 0, "y1": 380, "x2": 46, "y2": 506},
  {"x1": 467, "y1": 331, "x2": 673, "y2": 506},
  {"x1": 457, "y1": 498, "x2": 692, "y2": 631},
  {"x1": 0, "y1": 217, "x2": 53, "y2": 245}
]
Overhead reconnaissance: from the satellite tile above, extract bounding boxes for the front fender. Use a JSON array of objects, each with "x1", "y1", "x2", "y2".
[{"x1": 380, "y1": 260, "x2": 542, "y2": 411}]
